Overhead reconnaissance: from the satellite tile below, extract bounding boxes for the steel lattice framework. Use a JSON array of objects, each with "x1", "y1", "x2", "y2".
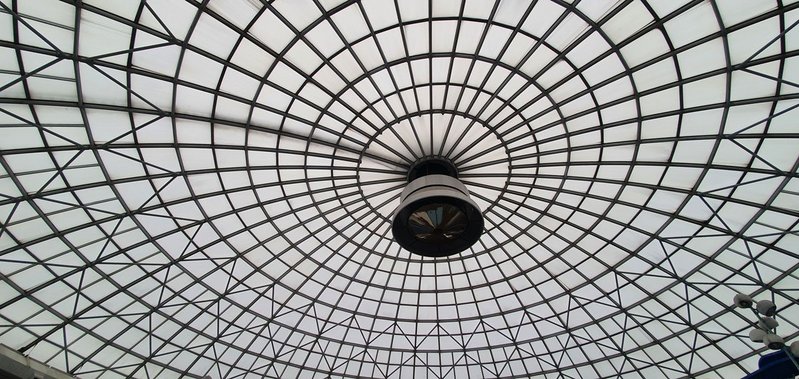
[{"x1": 0, "y1": 0, "x2": 798, "y2": 378}]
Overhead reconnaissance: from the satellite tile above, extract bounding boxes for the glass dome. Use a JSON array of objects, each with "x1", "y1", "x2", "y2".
[{"x1": 0, "y1": 0, "x2": 797, "y2": 378}]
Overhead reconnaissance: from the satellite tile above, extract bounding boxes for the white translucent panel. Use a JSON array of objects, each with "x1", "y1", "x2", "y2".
[
  {"x1": 83, "y1": 0, "x2": 140, "y2": 20},
  {"x1": 219, "y1": 67, "x2": 261, "y2": 100},
  {"x1": 19, "y1": 51, "x2": 74, "y2": 87},
  {"x1": 174, "y1": 85, "x2": 215, "y2": 117},
  {"x1": 272, "y1": 0, "x2": 322, "y2": 33},
  {"x1": 727, "y1": 18, "x2": 783, "y2": 64},
  {"x1": 141, "y1": 0, "x2": 195, "y2": 40},
  {"x1": 680, "y1": 113, "x2": 721, "y2": 143},
  {"x1": 520, "y1": 0, "x2": 564, "y2": 38},
  {"x1": 451, "y1": 21, "x2": 481, "y2": 55},
  {"x1": 722, "y1": 104, "x2": 770, "y2": 136},
  {"x1": 732, "y1": 65, "x2": 782, "y2": 101},
  {"x1": 682, "y1": 75, "x2": 728, "y2": 108},
  {"x1": 620, "y1": 29, "x2": 670, "y2": 68},
  {"x1": 358, "y1": 0, "x2": 395, "y2": 31},
  {"x1": 752, "y1": 138, "x2": 799, "y2": 171},
  {"x1": 131, "y1": 39, "x2": 181, "y2": 77},
  {"x1": 718, "y1": 1, "x2": 776, "y2": 26},
  {"x1": 17, "y1": 1, "x2": 74, "y2": 52},
  {"x1": 178, "y1": 50, "x2": 224, "y2": 89},
  {"x1": 569, "y1": 32, "x2": 612, "y2": 69},
  {"x1": 248, "y1": 11, "x2": 293, "y2": 55},
  {"x1": 229, "y1": 37, "x2": 274, "y2": 77},
  {"x1": 189, "y1": 14, "x2": 239, "y2": 60},
  {"x1": 78, "y1": 11, "x2": 132, "y2": 64},
  {"x1": 267, "y1": 61, "x2": 308, "y2": 93},
  {"x1": 215, "y1": 97, "x2": 254, "y2": 123},
  {"x1": 481, "y1": 26, "x2": 514, "y2": 60},
  {"x1": 639, "y1": 87, "x2": 680, "y2": 115},
  {"x1": 352, "y1": 38, "x2": 386, "y2": 73},
  {"x1": 537, "y1": 60, "x2": 574, "y2": 90},
  {"x1": 664, "y1": 3, "x2": 719, "y2": 48},
  {"x1": 207, "y1": 0, "x2": 261, "y2": 30},
  {"x1": 633, "y1": 59, "x2": 678, "y2": 91},
  {"x1": 603, "y1": 2, "x2": 654, "y2": 44},
  {"x1": 374, "y1": 29, "x2": 406, "y2": 64},
  {"x1": 548, "y1": 12, "x2": 590, "y2": 52},
  {"x1": 4, "y1": 152, "x2": 54, "y2": 173},
  {"x1": 677, "y1": 39, "x2": 727, "y2": 78},
  {"x1": 284, "y1": 39, "x2": 323, "y2": 74},
  {"x1": 404, "y1": 22, "x2": 431, "y2": 59}
]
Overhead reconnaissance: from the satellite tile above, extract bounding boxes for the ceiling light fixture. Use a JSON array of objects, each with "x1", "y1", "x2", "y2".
[{"x1": 391, "y1": 157, "x2": 483, "y2": 257}]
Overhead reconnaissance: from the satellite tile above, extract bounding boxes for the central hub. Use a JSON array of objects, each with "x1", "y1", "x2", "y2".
[
  {"x1": 392, "y1": 157, "x2": 483, "y2": 257},
  {"x1": 407, "y1": 156, "x2": 458, "y2": 181}
]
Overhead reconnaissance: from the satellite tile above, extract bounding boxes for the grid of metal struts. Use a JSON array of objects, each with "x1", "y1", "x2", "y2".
[{"x1": 0, "y1": 1, "x2": 798, "y2": 378}]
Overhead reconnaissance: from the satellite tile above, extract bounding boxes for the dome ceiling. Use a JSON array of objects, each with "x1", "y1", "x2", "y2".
[{"x1": 0, "y1": 0, "x2": 798, "y2": 378}]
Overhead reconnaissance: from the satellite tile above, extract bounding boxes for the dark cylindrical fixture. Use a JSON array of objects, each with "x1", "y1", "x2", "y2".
[
  {"x1": 756, "y1": 299, "x2": 777, "y2": 317},
  {"x1": 748, "y1": 328, "x2": 766, "y2": 342},
  {"x1": 763, "y1": 334, "x2": 785, "y2": 350},
  {"x1": 392, "y1": 158, "x2": 483, "y2": 257},
  {"x1": 733, "y1": 293, "x2": 753, "y2": 308}
]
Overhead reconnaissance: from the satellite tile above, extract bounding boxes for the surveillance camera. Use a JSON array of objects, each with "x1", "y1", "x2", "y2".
[
  {"x1": 763, "y1": 334, "x2": 785, "y2": 350},
  {"x1": 748, "y1": 328, "x2": 766, "y2": 343},
  {"x1": 734, "y1": 293, "x2": 753, "y2": 308},
  {"x1": 758, "y1": 317, "x2": 779, "y2": 331},
  {"x1": 756, "y1": 299, "x2": 777, "y2": 317},
  {"x1": 791, "y1": 340, "x2": 799, "y2": 357}
]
